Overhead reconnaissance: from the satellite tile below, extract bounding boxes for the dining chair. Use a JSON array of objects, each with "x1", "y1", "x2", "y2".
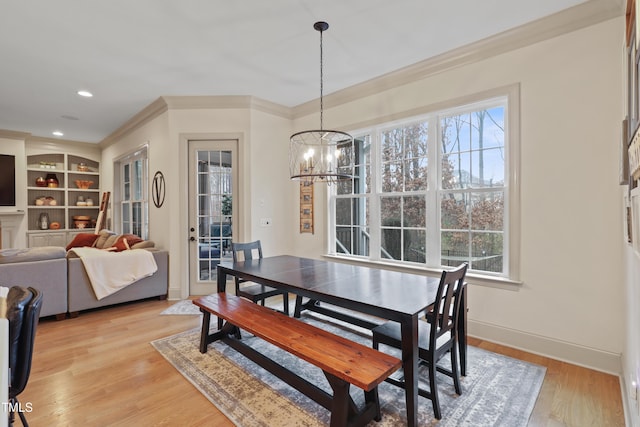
[
  {"x1": 8, "y1": 286, "x2": 43, "y2": 427},
  {"x1": 231, "y1": 240, "x2": 290, "y2": 315},
  {"x1": 372, "y1": 262, "x2": 468, "y2": 420}
]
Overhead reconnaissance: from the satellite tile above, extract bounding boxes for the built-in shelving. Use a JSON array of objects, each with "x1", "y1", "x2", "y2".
[{"x1": 26, "y1": 153, "x2": 100, "y2": 247}]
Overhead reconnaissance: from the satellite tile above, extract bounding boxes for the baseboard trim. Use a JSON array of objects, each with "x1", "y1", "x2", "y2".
[
  {"x1": 469, "y1": 319, "x2": 622, "y2": 375},
  {"x1": 168, "y1": 288, "x2": 183, "y2": 301}
]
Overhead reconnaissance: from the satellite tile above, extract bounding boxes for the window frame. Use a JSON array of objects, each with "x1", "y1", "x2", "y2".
[
  {"x1": 328, "y1": 85, "x2": 520, "y2": 284},
  {"x1": 113, "y1": 146, "x2": 149, "y2": 239}
]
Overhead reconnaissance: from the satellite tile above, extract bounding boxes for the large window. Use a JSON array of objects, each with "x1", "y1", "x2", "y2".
[
  {"x1": 332, "y1": 95, "x2": 514, "y2": 278},
  {"x1": 115, "y1": 147, "x2": 148, "y2": 239}
]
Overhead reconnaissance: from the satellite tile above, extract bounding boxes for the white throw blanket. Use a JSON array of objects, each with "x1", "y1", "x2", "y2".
[{"x1": 69, "y1": 247, "x2": 158, "y2": 300}]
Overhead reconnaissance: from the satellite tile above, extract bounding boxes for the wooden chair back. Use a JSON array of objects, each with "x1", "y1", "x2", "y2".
[
  {"x1": 429, "y1": 262, "x2": 467, "y2": 342},
  {"x1": 231, "y1": 240, "x2": 263, "y2": 262}
]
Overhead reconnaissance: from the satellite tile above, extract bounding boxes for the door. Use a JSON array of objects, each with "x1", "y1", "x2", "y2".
[{"x1": 188, "y1": 140, "x2": 237, "y2": 295}]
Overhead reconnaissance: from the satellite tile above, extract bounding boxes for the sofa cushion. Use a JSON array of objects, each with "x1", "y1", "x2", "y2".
[
  {"x1": 0, "y1": 247, "x2": 66, "y2": 264},
  {"x1": 65, "y1": 233, "x2": 100, "y2": 251},
  {"x1": 131, "y1": 240, "x2": 155, "y2": 249}
]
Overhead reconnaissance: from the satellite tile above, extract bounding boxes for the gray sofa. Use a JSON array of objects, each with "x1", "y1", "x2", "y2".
[
  {"x1": 67, "y1": 249, "x2": 168, "y2": 315},
  {"x1": 0, "y1": 247, "x2": 67, "y2": 319},
  {"x1": 0, "y1": 246, "x2": 168, "y2": 319}
]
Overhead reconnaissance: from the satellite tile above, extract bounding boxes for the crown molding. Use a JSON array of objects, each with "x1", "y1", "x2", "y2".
[
  {"x1": 99, "y1": 97, "x2": 168, "y2": 148},
  {"x1": 0, "y1": 129, "x2": 31, "y2": 141},
  {"x1": 163, "y1": 95, "x2": 292, "y2": 118},
  {"x1": 100, "y1": 95, "x2": 292, "y2": 147},
  {"x1": 0, "y1": 129, "x2": 107, "y2": 147},
  {"x1": 293, "y1": 0, "x2": 624, "y2": 119}
]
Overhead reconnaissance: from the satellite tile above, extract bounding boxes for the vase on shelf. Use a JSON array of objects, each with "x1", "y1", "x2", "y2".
[
  {"x1": 38, "y1": 213, "x2": 49, "y2": 230},
  {"x1": 45, "y1": 173, "x2": 59, "y2": 188}
]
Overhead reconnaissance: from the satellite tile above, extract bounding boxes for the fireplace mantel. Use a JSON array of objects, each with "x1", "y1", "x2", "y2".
[{"x1": 0, "y1": 211, "x2": 25, "y2": 249}]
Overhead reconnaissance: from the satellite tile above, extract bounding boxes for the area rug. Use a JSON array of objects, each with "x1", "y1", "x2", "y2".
[
  {"x1": 160, "y1": 299, "x2": 202, "y2": 315},
  {"x1": 152, "y1": 312, "x2": 545, "y2": 426}
]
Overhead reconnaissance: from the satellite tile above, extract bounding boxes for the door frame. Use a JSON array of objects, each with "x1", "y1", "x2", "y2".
[{"x1": 179, "y1": 132, "x2": 245, "y2": 299}]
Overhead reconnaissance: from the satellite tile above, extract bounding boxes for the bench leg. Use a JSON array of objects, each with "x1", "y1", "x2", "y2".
[
  {"x1": 325, "y1": 372, "x2": 379, "y2": 427},
  {"x1": 199, "y1": 310, "x2": 212, "y2": 353},
  {"x1": 365, "y1": 388, "x2": 382, "y2": 422},
  {"x1": 326, "y1": 374, "x2": 351, "y2": 427},
  {"x1": 199, "y1": 310, "x2": 240, "y2": 353}
]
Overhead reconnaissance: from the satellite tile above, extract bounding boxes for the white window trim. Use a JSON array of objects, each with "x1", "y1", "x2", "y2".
[
  {"x1": 328, "y1": 84, "x2": 521, "y2": 286},
  {"x1": 113, "y1": 145, "x2": 149, "y2": 239}
]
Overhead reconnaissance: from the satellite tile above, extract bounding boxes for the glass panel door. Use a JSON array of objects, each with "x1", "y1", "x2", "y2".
[{"x1": 189, "y1": 140, "x2": 237, "y2": 295}]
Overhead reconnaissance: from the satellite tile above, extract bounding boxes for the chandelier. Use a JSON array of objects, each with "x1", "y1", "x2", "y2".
[{"x1": 289, "y1": 21, "x2": 354, "y2": 184}]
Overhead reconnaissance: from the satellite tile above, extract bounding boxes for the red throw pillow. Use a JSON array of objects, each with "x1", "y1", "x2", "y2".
[
  {"x1": 66, "y1": 233, "x2": 100, "y2": 251},
  {"x1": 111, "y1": 234, "x2": 145, "y2": 252}
]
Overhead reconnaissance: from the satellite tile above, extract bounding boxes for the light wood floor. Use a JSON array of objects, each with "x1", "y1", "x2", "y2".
[{"x1": 21, "y1": 298, "x2": 625, "y2": 426}]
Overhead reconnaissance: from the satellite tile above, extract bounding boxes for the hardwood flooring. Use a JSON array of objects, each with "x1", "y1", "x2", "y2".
[{"x1": 21, "y1": 298, "x2": 625, "y2": 426}]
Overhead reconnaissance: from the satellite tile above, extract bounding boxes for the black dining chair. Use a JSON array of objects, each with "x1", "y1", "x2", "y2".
[
  {"x1": 231, "y1": 240, "x2": 290, "y2": 315},
  {"x1": 372, "y1": 262, "x2": 468, "y2": 420},
  {"x1": 7, "y1": 286, "x2": 43, "y2": 427}
]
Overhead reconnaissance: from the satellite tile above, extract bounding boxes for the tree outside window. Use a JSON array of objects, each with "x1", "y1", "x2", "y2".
[{"x1": 332, "y1": 99, "x2": 507, "y2": 276}]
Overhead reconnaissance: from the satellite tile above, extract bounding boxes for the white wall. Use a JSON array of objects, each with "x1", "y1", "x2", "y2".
[
  {"x1": 100, "y1": 109, "x2": 173, "y2": 290},
  {"x1": 292, "y1": 18, "x2": 625, "y2": 373},
  {"x1": 101, "y1": 100, "x2": 293, "y2": 300},
  {"x1": 167, "y1": 104, "x2": 291, "y2": 298},
  {"x1": 246, "y1": 109, "x2": 295, "y2": 253}
]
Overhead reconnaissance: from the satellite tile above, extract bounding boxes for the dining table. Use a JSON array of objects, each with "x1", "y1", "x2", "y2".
[{"x1": 216, "y1": 255, "x2": 467, "y2": 427}]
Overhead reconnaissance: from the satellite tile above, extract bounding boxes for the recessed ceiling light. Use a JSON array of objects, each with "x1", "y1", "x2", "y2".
[
  {"x1": 52, "y1": 131, "x2": 64, "y2": 137},
  {"x1": 77, "y1": 90, "x2": 93, "y2": 97}
]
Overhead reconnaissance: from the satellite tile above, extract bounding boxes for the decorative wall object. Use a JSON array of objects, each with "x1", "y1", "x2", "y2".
[
  {"x1": 622, "y1": 118, "x2": 630, "y2": 185},
  {"x1": 629, "y1": 127, "x2": 640, "y2": 183},
  {"x1": 299, "y1": 179, "x2": 314, "y2": 233},
  {"x1": 152, "y1": 171, "x2": 165, "y2": 208}
]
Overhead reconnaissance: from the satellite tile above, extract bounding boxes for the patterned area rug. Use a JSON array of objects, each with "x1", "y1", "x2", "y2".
[
  {"x1": 152, "y1": 312, "x2": 545, "y2": 426},
  {"x1": 160, "y1": 299, "x2": 202, "y2": 315}
]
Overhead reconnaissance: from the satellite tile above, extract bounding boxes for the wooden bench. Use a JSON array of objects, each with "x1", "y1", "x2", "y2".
[{"x1": 194, "y1": 293, "x2": 402, "y2": 427}]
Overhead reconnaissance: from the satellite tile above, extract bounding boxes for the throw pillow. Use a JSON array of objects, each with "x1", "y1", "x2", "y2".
[
  {"x1": 94, "y1": 230, "x2": 116, "y2": 249},
  {"x1": 65, "y1": 233, "x2": 99, "y2": 251},
  {"x1": 110, "y1": 234, "x2": 145, "y2": 252},
  {"x1": 102, "y1": 234, "x2": 120, "y2": 249}
]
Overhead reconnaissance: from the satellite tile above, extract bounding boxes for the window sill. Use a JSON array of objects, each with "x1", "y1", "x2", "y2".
[{"x1": 321, "y1": 254, "x2": 523, "y2": 290}]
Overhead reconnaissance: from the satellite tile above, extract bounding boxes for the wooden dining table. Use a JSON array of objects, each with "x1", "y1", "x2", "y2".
[{"x1": 216, "y1": 255, "x2": 467, "y2": 427}]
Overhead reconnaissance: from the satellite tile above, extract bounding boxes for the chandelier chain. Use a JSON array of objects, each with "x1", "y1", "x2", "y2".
[{"x1": 319, "y1": 26, "x2": 324, "y2": 130}]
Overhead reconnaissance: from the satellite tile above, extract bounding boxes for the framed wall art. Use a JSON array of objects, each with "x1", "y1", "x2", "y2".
[{"x1": 299, "y1": 179, "x2": 314, "y2": 233}]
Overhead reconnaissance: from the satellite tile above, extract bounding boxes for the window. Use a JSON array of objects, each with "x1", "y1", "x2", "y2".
[
  {"x1": 114, "y1": 147, "x2": 148, "y2": 239},
  {"x1": 332, "y1": 94, "x2": 515, "y2": 278}
]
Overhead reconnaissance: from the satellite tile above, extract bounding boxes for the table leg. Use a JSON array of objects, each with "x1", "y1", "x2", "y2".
[
  {"x1": 400, "y1": 316, "x2": 419, "y2": 427},
  {"x1": 458, "y1": 284, "x2": 467, "y2": 376}
]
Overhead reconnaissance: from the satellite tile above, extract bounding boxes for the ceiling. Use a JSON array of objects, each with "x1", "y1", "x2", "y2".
[{"x1": 0, "y1": 0, "x2": 620, "y2": 144}]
